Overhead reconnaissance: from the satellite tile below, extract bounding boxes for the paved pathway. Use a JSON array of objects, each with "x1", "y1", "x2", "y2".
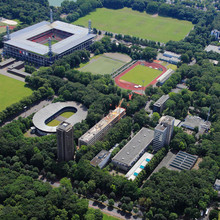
[
  {"x1": 0, "y1": 67, "x2": 25, "y2": 82},
  {"x1": 88, "y1": 200, "x2": 141, "y2": 220},
  {"x1": 2, "y1": 99, "x2": 53, "y2": 126}
]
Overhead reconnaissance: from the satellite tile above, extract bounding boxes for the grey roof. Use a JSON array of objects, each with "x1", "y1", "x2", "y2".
[
  {"x1": 214, "y1": 179, "x2": 220, "y2": 186},
  {"x1": 112, "y1": 127, "x2": 154, "y2": 167},
  {"x1": 0, "y1": 58, "x2": 15, "y2": 67},
  {"x1": 205, "y1": 45, "x2": 220, "y2": 54},
  {"x1": 5, "y1": 21, "x2": 96, "y2": 55},
  {"x1": 169, "y1": 151, "x2": 198, "y2": 170},
  {"x1": 90, "y1": 150, "x2": 111, "y2": 167},
  {"x1": 154, "y1": 95, "x2": 169, "y2": 107},
  {"x1": 160, "y1": 115, "x2": 175, "y2": 125},
  {"x1": 57, "y1": 121, "x2": 72, "y2": 131},
  {"x1": 180, "y1": 115, "x2": 208, "y2": 130},
  {"x1": 155, "y1": 124, "x2": 167, "y2": 131},
  {"x1": 164, "y1": 51, "x2": 181, "y2": 58},
  {"x1": 33, "y1": 101, "x2": 88, "y2": 133}
]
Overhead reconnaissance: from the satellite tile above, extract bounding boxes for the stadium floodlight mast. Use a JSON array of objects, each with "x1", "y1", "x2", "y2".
[
  {"x1": 88, "y1": 20, "x2": 92, "y2": 34},
  {"x1": 48, "y1": 37, "x2": 53, "y2": 58},
  {"x1": 50, "y1": 9, "x2": 53, "y2": 24},
  {"x1": 6, "y1": 25, "x2": 10, "y2": 40}
]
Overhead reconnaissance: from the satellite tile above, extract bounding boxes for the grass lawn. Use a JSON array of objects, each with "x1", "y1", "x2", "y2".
[
  {"x1": 167, "y1": 64, "x2": 177, "y2": 71},
  {"x1": 79, "y1": 56, "x2": 125, "y2": 75},
  {"x1": 0, "y1": 27, "x2": 5, "y2": 33},
  {"x1": 0, "y1": 75, "x2": 32, "y2": 112},
  {"x1": 46, "y1": 119, "x2": 61, "y2": 126},
  {"x1": 74, "y1": 8, "x2": 193, "y2": 43},
  {"x1": 44, "y1": 39, "x2": 59, "y2": 46},
  {"x1": 120, "y1": 64, "x2": 161, "y2": 85},
  {"x1": 103, "y1": 213, "x2": 119, "y2": 220},
  {"x1": 60, "y1": 111, "x2": 74, "y2": 118}
]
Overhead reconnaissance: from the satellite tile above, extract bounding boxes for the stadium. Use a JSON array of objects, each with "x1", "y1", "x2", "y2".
[
  {"x1": 33, "y1": 101, "x2": 88, "y2": 134},
  {"x1": 3, "y1": 14, "x2": 96, "y2": 66}
]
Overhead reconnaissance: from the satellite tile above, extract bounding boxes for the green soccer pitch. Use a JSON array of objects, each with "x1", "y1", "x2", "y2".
[
  {"x1": 74, "y1": 7, "x2": 193, "y2": 43},
  {"x1": 0, "y1": 75, "x2": 32, "y2": 112},
  {"x1": 120, "y1": 64, "x2": 161, "y2": 85},
  {"x1": 79, "y1": 56, "x2": 126, "y2": 75}
]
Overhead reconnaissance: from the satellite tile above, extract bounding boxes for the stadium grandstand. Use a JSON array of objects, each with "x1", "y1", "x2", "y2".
[{"x1": 3, "y1": 10, "x2": 95, "y2": 66}]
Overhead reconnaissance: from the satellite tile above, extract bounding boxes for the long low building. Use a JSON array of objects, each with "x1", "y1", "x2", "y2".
[
  {"x1": 33, "y1": 101, "x2": 88, "y2": 133},
  {"x1": 112, "y1": 127, "x2": 154, "y2": 171},
  {"x1": 125, "y1": 152, "x2": 154, "y2": 181},
  {"x1": 79, "y1": 107, "x2": 126, "y2": 146}
]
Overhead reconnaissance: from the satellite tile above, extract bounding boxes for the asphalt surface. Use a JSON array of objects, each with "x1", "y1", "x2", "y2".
[
  {"x1": 88, "y1": 200, "x2": 141, "y2": 220},
  {"x1": 2, "y1": 99, "x2": 53, "y2": 126},
  {"x1": 0, "y1": 67, "x2": 25, "y2": 82}
]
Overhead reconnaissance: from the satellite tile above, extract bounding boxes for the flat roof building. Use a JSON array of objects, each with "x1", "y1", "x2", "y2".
[
  {"x1": 169, "y1": 151, "x2": 198, "y2": 171},
  {"x1": 153, "y1": 95, "x2": 169, "y2": 114},
  {"x1": 125, "y1": 152, "x2": 154, "y2": 181},
  {"x1": 214, "y1": 179, "x2": 220, "y2": 191},
  {"x1": 90, "y1": 150, "x2": 111, "y2": 169},
  {"x1": 204, "y1": 45, "x2": 220, "y2": 54},
  {"x1": 79, "y1": 107, "x2": 126, "y2": 147},
  {"x1": 112, "y1": 127, "x2": 154, "y2": 171},
  {"x1": 180, "y1": 115, "x2": 211, "y2": 132}
]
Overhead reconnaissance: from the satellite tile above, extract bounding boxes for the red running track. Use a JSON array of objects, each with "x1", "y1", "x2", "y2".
[
  {"x1": 0, "y1": 26, "x2": 16, "y2": 30},
  {"x1": 115, "y1": 60, "x2": 167, "y2": 91}
]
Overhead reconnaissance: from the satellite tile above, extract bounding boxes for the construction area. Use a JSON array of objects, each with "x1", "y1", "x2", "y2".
[{"x1": 79, "y1": 105, "x2": 126, "y2": 147}]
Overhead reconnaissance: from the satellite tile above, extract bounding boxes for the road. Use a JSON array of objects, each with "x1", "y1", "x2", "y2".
[
  {"x1": 2, "y1": 99, "x2": 53, "y2": 126},
  {"x1": 88, "y1": 200, "x2": 141, "y2": 220}
]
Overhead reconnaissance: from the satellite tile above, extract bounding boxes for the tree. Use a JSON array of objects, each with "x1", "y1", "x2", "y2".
[
  {"x1": 98, "y1": 194, "x2": 107, "y2": 203},
  {"x1": 108, "y1": 199, "x2": 114, "y2": 207}
]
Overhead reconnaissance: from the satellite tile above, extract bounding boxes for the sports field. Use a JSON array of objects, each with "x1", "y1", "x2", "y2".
[
  {"x1": 60, "y1": 111, "x2": 74, "y2": 118},
  {"x1": 120, "y1": 64, "x2": 161, "y2": 85},
  {"x1": 46, "y1": 119, "x2": 60, "y2": 126},
  {"x1": 0, "y1": 75, "x2": 32, "y2": 112},
  {"x1": 74, "y1": 8, "x2": 193, "y2": 43},
  {"x1": 79, "y1": 55, "x2": 126, "y2": 75},
  {"x1": 44, "y1": 39, "x2": 59, "y2": 46}
]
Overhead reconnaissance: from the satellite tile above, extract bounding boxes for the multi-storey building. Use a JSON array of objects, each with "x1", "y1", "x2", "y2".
[
  {"x1": 78, "y1": 107, "x2": 126, "y2": 146},
  {"x1": 153, "y1": 124, "x2": 167, "y2": 151},
  {"x1": 159, "y1": 115, "x2": 175, "y2": 146},
  {"x1": 153, "y1": 95, "x2": 169, "y2": 114},
  {"x1": 57, "y1": 122, "x2": 74, "y2": 161}
]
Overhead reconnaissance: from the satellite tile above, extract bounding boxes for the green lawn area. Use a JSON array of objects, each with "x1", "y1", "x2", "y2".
[
  {"x1": 120, "y1": 64, "x2": 161, "y2": 85},
  {"x1": 103, "y1": 213, "x2": 119, "y2": 220},
  {"x1": 44, "y1": 39, "x2": 59, "y2": 46},
  {"x1": 79, "y1": 56, "x2": 125, "y2": 75},
  {"x1": 60, "y1": 111, "x2": 74, "y2": 118},
  {"x1": 0, "y1": 75, "x2": 32, "y2": 112},
  {"x1": 167, "y1": 64, "x2": 177, "y2": 71},
  {"x1": 74, "y1": 7, "x2": 193, "y2": 43},
  {"x1": 0, "y1": 27, "x2": 5, "y2": 33},
  {"x1": 46, "y1": 119, "x2": 61, "y2": 126}
]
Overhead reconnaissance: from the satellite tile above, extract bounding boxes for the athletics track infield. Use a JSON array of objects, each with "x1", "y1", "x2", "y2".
[{"x1": 114, "y1": 61, "x2": 167, "y2": 91}]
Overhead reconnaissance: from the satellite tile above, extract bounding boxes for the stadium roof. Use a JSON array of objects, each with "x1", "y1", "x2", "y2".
[
  {"x1": 33, "y1": 101, "x2": 88, "y2": 133},
  {"x1": 112, "y1": 127, "x2": 154, "y2": 167},
  {"x1": 5, "y1": 21, "x2": 96, "y2": 55}
]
